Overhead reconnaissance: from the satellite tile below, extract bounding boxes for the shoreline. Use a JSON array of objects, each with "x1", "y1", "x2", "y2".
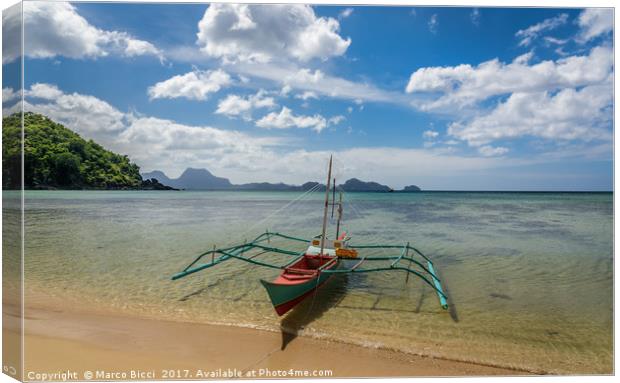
[{"x1": 6, "y1": 292, "x2": 526, "y2": 379}]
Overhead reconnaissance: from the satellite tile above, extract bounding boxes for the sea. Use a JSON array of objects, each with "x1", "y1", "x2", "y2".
[{"x1": 4, "y1": 190, "x2": 613, "y2": 374}]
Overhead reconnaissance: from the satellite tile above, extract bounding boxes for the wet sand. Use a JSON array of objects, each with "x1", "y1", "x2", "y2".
[{"x1": 2, "y1": 292, "x2": 525, "y2": 380}]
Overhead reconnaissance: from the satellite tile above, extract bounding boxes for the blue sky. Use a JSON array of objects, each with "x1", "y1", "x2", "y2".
[{"x1": 2, "y1": 2, "x2": 614, "y2": 190}]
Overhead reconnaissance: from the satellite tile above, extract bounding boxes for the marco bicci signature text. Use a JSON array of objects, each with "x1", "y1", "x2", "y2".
[{"x1": 26, "y1": 368, "x2": 334, "y2": 380}]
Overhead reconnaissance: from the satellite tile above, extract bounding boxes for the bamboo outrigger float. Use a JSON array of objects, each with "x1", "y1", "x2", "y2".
[{"x1": 172, "y1": 156, "x2": 449, "y2": 316}]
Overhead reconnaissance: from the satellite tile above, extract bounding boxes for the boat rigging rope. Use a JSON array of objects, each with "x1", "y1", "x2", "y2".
[
  {"x1": 335, "y1": 185, "x2": 398, "y2": 263},
  {"x1": 221, "y1": 182, "x2": 323, "y2": 248}
]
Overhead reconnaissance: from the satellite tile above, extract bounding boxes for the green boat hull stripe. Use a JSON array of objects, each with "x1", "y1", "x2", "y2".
[{"x1": 260, "y1": 272, "x2": 331, "y2": 307}]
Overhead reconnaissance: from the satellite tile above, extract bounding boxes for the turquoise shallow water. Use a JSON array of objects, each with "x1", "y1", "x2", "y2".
[{"x1": 9, "y1": 190, "x2": 614, "y2": 374}]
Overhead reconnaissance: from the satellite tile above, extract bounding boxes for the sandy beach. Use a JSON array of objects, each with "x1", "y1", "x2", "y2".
[{"x1": 3, "y1": 291, "x2": 523, "y2": 380}]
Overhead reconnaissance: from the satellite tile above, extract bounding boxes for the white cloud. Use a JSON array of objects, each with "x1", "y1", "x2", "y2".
[
  {"x1": 423, "y1": 130, "x2": 439, "y2": 139},
  {"x1": 470, "y1": 8, "x2": 480, "y2": 26},
  {"x1": 408, "y1": 43, "x2": 612, "y2": 152},
  {"x1": 116, "y1": 115, "x2": 290, "y2": 178},
  {"x1": 2, "y1": 87, "x2": 22, "y2": 117},
  {"x1": 478, "y1": 146, "x2": 509, "y2": 157},
  {"x1": 543, "y1": 36, "x2": 568, "y2": 45},
  {"x1": 289, "y1": 68, "x2": 325, "y2": 84},
  {"x1": 256, "y1": 107, "x2": 329, "y2": 132},
  {"x1": 22, "y1": 84, "x2": 126, "y2": 140},
  {"x1": 512, "y1": 51, "x2": 534, "y2": 65},
  {"x1": 347, "y1": 106, "x2": 353, "y2": 114},
  {"x1": 28, "y1": 83, "x2": 64, "y2": 100},
  {"x1": 515, "y1": 13, "x2": 568, "y2": 47},
  {"x1": 328, "y1": 115, "x2": 345, "y2": 125},
  {"x1": 2, "y1": 87, "x2": 20, "y2": 103},
  {"x1": 577, "y1": 8, "x2": 613, "y2": 43},
  {"x1": 147, "y1": 69, "x2": 231, "y2": 101},
  {"x1": 428, "y1": 14, "x2": 438, "y2": 34},
  {"x1": 406, "y1": 46, "x2": 613, "y2": 111},
  {"x1": 196, "y1": 3, "x2": 350, "y2": 63},
  {"x1": 339, "y1": 8, "x2": 354, "y2": 20},
  {"x1": 280, "y1": 85, "x2": 293, "y2": 96},
  {"x1": 16, "y1": 83, "x2": 605, "y2": 189},
  {"x1": 2, "y1": 101, "x2": 22, "y2": 117},
  {"x1": 17, "y1": 83, "x2": 288, "y2": 178},
  {"x1": 120, "y1": 116, "x2": 279, "y2": 152},
  {"x1": 295, "y1": 91, "x2": 319, "y2": 100},
  {"x1": 2, "y1": 2, "x2": 163, "y2": 64},
  {"x1": 124, "y1": 39, "x2": 162, "y2": 60},
  {"x1": 448, "y1": 80, "x2": 612, "y2": 147},
  {"x1": 232, "y1": 62, "x2": 407, "y2": 105},
  {"x1": 215, "y1": 90, "x2": 276, "y2": 120}
]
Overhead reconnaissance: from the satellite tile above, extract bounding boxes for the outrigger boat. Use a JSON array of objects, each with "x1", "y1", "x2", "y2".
[{"x1": 172, "y1": 156, "x2": 449, "y2": 316}]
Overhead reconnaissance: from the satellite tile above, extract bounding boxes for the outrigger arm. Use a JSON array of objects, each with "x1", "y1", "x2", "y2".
[{"x1": 171, "y1": 231, "x2": 449, "y2": 310}]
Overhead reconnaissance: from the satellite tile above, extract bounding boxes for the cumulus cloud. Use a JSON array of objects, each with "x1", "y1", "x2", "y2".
[
  {"x1": 2, "y1": 87, "x2": 22, "y2": 116},
  {"x1": 114, "y1": 114, "x2": 289, "y2": 178},
  {"x1": 447, "y1": 80, "x2": 612, "y2": 147},
  {"x1": 406, "y1": 46, "x2": 613, "y2": 111},
  {"x1": 512, "y1": 51, "x2": 534, "y2": 65},
  {"x1": 148, "y1": 69, "x2": 231, "y2": 101},
  {"x1": 120, "y1": 116, "x2": 280, "y2": 153},
  {"x1": 2, "y1": 2, "x2": 163, "y2": 64},
  {"x1": 256, "y1": 107, "x2": 328, "y2": 132},
  {"x1": 215, "y1": 90, "x2": 276, "y2": 120},
  {"x1": 124, "y1": 39, "x2": 162, "y2": 58},
  {"x1": 22, "y1": 84, "x2": 126, "y2": 136},
  {"x1": 576, "y1": 8, "x2": 613, "y2": 43},
  {"x1": 16, "y1": 83, "x2": 289, "y2": 178},
  {"x1": 407, "y1": 41, "x2": 612, "y2": 153},
  {"x1": 515, "y1": 13, "x2": 568, "y2": 47},
  {"x1": 15, "y1": 84, "x2": 602, "y2": 189},
  {"x1": 295, "y1": 91, "x2": 319, "y2": 100},
  {"x1": 196, "y1": 3, "x2": 350, "y2": 63},
  {"x1": 28, "y1": 83, "x2": 64, "y2": 99},
  {"x1": 2, "y1": 87, "x2": 20, "y2": 103}
]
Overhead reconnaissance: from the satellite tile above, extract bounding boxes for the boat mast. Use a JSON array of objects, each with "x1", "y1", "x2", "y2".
[
  {"x1": 319, "y1": 155, "x2": 333, "y2": 256},
  {"x1": 336, "y1": 191, "x2": 343, "y2": 239},
  {"x1": 331, "y1": 178, "x2": 336, "y2": 218}
]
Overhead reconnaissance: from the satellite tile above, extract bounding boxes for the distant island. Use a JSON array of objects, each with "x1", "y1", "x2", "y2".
[
  {"x1": 2, "y1": 112, "x2": 421, "y2": 192},
  {"x1": 142, "y1": 169, "x2": 422, "y2": 192},
  {"x1": 2, "y1": 113, "x2": 176, "y2": 190}
]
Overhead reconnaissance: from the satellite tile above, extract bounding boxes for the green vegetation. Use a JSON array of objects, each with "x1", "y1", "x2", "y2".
[{"x1": 2, "y1": 112, "x2": 143, "y2": 189}]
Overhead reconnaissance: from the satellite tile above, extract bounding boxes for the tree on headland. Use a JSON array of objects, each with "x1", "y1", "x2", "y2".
[{"x1": 2, "y1": 112, "x2": 144, "y2": 189}]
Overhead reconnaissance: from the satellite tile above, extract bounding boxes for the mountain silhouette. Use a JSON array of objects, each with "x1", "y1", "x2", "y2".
[
  {"x1": 142, "y1": 168, "x2": 231, "y2": 190},
  {"x1": 142, "y1": 168, "x2": 421, "y2": 192}
]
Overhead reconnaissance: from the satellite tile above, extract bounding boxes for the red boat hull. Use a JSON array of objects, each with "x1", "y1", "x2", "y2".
[{"x1": 260, "y1": 255, "x2": 337, "y2": 316}]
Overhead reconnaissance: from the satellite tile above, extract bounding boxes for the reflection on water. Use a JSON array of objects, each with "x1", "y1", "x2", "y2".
[{"x1": 14, "y1": 190, "x2": 613, "y2": 374}]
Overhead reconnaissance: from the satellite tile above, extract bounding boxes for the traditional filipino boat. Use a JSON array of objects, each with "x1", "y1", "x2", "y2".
[{"x1": 172, "y1": 156, "x2": 449, "y2": 316}]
